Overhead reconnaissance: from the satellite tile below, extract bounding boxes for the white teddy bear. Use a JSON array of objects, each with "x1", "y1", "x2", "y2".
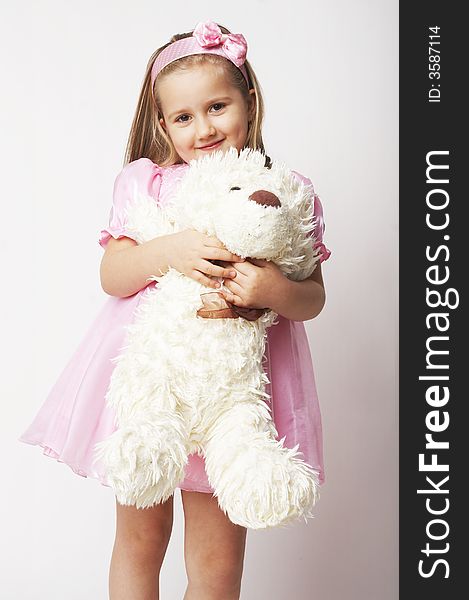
[{"x1": 93, "y1": 147, "x2": 322, "y2": 529}]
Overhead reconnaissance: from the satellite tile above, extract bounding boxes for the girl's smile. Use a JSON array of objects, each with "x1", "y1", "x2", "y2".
[
  {"x1": 157, "y1": 65, "x2": 255, "y2": 163},
  {"x1": 197, "y1": 139, "x2": 225, "y2": 150}
]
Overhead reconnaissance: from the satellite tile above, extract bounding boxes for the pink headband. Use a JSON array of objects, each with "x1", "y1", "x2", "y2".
[{"x1": 151, "y1": 21, "x2": 249, "y2": 88}]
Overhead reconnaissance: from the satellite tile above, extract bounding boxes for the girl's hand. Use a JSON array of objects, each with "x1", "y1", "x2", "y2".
[
  {"x1": 217, "y1": 258, "x2": 289, "y2": 309},
  {"x1": 166, "y1": 229, "x2": 245, "y2": 289}
]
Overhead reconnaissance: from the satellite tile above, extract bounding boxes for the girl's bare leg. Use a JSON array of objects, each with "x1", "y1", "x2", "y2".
[
  {"x1": 109, "y1": 495, "x2": 174, "y2": 600},
  {"x1": 181, "y1": 490, "x2": 247, "y2": 600}
]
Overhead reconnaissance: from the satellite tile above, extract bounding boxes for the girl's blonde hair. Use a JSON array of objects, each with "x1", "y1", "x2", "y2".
[{"x1": 123, "y1": 23, "x2": 270, "y2": 168}]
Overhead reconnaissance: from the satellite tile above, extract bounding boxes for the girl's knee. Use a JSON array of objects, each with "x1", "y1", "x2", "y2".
[
  {"x1": 185, "y1": 545, "x2": 246, "y2": 592},
  {"x1": 115, "y1": 496, "x2": 174, "y2": 554},
  {"x1": 187, "y1": 557, "x2": 244, "y2": 595},
  {"x1": 181, "y1": 490, "x2": 247, "y2": 592}
]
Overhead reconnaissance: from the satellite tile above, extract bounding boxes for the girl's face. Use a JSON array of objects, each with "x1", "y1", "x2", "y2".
[{"x1": 158, "y1": 64, "x2": 256, "y2": 164}]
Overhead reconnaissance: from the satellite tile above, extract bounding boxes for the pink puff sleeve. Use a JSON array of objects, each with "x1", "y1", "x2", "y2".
[
  {"x1": 291, "y1": 170, "x2": 331, "y2": 263},
  {"x1": 98, "y1": 158, "x2": 163, "y2": 249}
]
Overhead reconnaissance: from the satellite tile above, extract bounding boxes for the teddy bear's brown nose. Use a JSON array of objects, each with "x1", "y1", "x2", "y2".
[{"x1": 248, "y1": 190, "x2": 281, "y2": 208}]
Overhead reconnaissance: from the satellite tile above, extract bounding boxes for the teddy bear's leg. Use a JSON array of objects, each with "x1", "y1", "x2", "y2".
[
  {"x1": 202, "y1": 401, "x2": 320, "y2": 529},
  {"x1": 93, "y1": 406, "x2": 189, "y2": 510}
]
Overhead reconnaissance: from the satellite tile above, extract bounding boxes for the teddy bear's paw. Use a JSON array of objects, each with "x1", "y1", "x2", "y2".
[
  {"x1": 206, "y1": 435, "x2": 320, "y2": 529},
  {"x1": 93, "y1": 418, "x2": 189, "y2": 509}
]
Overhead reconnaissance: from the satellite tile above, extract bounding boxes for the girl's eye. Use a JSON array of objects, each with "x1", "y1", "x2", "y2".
[{"x1": 175, "y1": 103, "x2": 225, "y2": 123}]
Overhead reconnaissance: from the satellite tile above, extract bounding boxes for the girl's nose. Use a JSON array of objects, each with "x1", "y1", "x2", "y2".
[{"x1": 196, "y1": 118, "x2": 216, "y2": 139}]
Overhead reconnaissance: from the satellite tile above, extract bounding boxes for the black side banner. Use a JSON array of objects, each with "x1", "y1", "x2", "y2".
[{"x1": 400, "y1": 2, "x2": 466, "y2": 597}]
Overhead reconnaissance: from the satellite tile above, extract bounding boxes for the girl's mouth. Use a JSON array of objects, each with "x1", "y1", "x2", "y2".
[{"x1": 198, "y1": 139, "x2": 224, "y2": 151}]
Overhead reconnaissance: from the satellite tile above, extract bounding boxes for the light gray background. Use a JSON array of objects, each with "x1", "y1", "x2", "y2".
[{"x1": 2, "y1": 1, "x2": 398, "y2": 598}]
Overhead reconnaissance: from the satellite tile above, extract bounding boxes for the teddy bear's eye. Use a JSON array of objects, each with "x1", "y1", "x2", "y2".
[{"x1": 230, "y1": 186, "x2": 241, "y2": 191}]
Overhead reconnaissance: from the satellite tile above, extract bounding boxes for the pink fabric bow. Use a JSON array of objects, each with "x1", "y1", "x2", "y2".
[{"x1": 193, "y1": 21, "x2": 247, "y2": 67}]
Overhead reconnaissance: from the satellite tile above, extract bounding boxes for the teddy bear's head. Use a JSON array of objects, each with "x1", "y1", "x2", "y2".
[{"x1": 166, "y1": 147, "x2": 321, "y2": 281}]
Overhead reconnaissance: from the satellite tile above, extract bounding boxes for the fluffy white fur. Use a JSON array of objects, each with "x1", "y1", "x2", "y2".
[{"x1": 93, "y1": 148, "x2": 322, "y2": 529}]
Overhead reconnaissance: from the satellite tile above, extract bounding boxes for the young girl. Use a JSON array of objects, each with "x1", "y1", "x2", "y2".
[{"x1": 19, "y1": 20, "x2": 331, "y2": 600}]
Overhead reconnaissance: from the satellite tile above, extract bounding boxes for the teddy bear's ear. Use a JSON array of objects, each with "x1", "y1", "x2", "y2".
[{"x1": 279, "y1": 177, "x2": 322, "y2": 281}]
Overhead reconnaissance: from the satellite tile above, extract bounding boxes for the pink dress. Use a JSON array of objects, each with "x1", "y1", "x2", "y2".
[{"x1": 18, "y1": 158, "x2": 331, "y2": 493}]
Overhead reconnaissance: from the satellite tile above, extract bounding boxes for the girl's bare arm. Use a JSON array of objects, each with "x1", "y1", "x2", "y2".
[
  {"x1": 270, "y1": 262, "x2": 326, "y2": 321},
  {"x1": 100, "y1": 231, "x2": 244, "y2": 298}
]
